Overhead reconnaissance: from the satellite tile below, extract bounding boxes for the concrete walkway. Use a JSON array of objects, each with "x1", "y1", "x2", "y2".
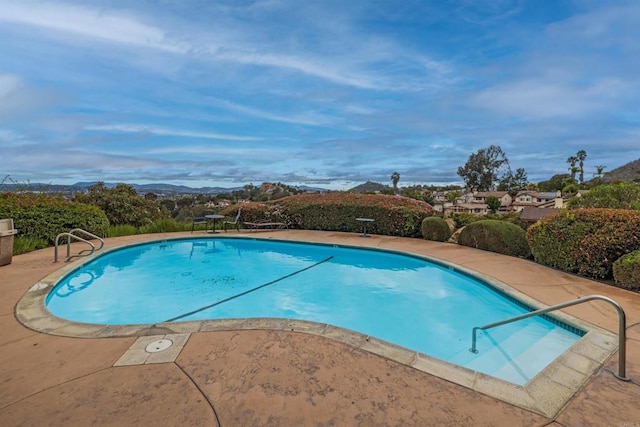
[{"x1": 1, "y1": 230, "x2": 639, "y2": 426}]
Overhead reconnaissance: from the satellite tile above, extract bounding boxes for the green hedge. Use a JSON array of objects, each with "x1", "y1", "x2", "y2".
[
  {"x1": 458, "y1": 220, "x2": 531, "y2": 258},
  {"x1": 221, "y1": 193, "x2": 434, "y2": 237},
  {"x1": 613, "y1": 250, "x2": 640, "y2": 291},
  {"x1": 451, "y1": 211, "x2": 525, "y2": 230},
  {"x1": 527, "y1": 209, "x2": 640, "y2": 279},
  {"x1": 421, "y1": 217, "x2": 452, "y2": 242},
  {"x1": 0, "y1": 192, "x2": 109, "y2": 244}
]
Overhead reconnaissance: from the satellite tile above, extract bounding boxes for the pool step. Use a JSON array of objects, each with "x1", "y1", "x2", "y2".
[
  {"x1": 450, "y1": 323, "x2": 557, "y2": 384},
  {"x1": 491, "y1": 328, "x2": 578, "y2": 382}
]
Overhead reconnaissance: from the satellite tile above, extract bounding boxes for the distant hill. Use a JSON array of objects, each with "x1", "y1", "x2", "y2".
[
  {"x1": 603, "y1": 158, "x2": 640, "y2": 183},
  {"x1": 348, "y1": 181, "x2": 391, "y2": 193},
  {"x1": 1, "y1": 181, "x2": 328, "y2": 195}
]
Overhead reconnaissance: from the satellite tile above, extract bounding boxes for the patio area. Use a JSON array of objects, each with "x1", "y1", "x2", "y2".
[{"x1": 1, "y1": 230, "x2": 640, "y2": 426}]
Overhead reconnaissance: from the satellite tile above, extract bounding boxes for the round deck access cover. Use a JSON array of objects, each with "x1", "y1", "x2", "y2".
[{"x1": 145, "y1": 339, "x2": 173, "y2": 353}]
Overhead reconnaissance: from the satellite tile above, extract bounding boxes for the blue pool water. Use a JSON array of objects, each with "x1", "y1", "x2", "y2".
[{"x1": 46, "y1": 238, "x2": 583, "y2": 384}]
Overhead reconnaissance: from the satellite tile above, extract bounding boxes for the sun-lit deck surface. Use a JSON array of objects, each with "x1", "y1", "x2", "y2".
[{"x1": 2, "y1": 230, "x2": 640, "y2": 425}]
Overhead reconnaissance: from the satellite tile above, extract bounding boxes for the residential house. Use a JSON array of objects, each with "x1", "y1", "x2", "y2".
[
  {"x1": 450, "y1": 203, "x2": 489, "y2": 215},
  {"x1": 512, "y1": 191, "x2": 564, "y2": 211},
  {"x1": 466, "y1": 191, "x2": 513, "y2": 208}
]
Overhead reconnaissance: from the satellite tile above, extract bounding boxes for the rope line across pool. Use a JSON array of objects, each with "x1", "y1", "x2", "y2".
[{"x1": 164, "y1": 256, "x2": 334, "y2": 322}]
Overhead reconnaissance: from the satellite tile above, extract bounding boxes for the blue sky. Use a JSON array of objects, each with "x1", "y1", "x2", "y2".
[{"x1": 1, "y1": 0, "x2": 639, "y2": 190}]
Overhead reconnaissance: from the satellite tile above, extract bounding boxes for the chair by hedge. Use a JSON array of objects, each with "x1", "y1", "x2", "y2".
[
  {"x1": 223, "y1": 208, "x2": 242, "y2": 232},
  {"x1": 191, "y1": 216, "x2": 208, "y2": 233}
]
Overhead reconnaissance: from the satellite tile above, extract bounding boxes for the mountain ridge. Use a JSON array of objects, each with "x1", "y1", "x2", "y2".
[
  {"x1": 603, "y1": 158, "x2": 640, "y2": 183},
  {"x1": 1, "y1": 181, "x2": 329, "y2": 195}
]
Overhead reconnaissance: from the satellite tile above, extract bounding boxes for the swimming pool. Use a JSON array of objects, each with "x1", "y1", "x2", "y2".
[{"x1": 46, "y1": 237, "x2": 584, "y2": 385}]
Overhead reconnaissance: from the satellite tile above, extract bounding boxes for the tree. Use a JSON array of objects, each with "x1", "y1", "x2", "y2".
[
  {"x1": 594, "y1": 165, "x2": 606, "y2": 178},
  {"x1": 457, "y1": 145, "x2": 509, "y2": 191},
  {"x1": 537, "y1": 174, "x2": 571, "y2": 192},
  {"x1": 567, "y1": 182, "x2": 640, "y2": 210},
  {"x1": 485, "y1": 196, "x2": 501, "y2": 213},
  {"x1": 74, "y1": 182, "x2": 168, "y2": 227},
  {"x1": 391, "y1": 172, "x2": 400, "y2": 194},
  {"x1": 567, "y1": 156, "x2": 578, "y2": 181},
  {"x1": 497, "y1": 167, "x2": 529, "y2": 196},
  {"x1": 447, "y1": 190, "x2": 461, "y2": 203},
  {"x1": 576, "y1": 150, "x2": 587, "y2": 185}
]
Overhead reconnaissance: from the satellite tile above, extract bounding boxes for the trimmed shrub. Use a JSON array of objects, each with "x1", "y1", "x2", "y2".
[
  {"x1": 421, "y1": 217, "x2": 452, "y2": 242},
  {"x1": 0, "y1": 192, "x2": 109, "y2": 244},
  {"x1": 527, "y1": 209, "x2": 640, "y2": 280},
  {"x1": 451, "y1": 211, "x2": 525, "y2": 231},
  {"x1": 458, "y1": 220, "x2": 531, "y2": 258},
  {"x1": 221, "y1": 193, "x2": 434, "y2": 237},
  {"x1": 613, "y1": 250, "x2": 640, "y2": 291}
]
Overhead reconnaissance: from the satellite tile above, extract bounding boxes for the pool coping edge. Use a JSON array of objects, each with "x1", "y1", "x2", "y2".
[{"x1": 14, "y1": 234, "x2": 620, "y2": 419}]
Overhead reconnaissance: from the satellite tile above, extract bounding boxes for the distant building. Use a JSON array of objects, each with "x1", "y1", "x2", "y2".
[{"x1": 512, "y1": 191, "x2": 564, "y2": 211}]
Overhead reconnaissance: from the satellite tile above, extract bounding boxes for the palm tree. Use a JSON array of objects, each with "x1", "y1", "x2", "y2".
[
  {"x1": 391, "y1": 172, "x2": 400, "y2": 193},
  {"x1": 446, "y1": 190, "x2": 460, "y2": 204},
  {"x1": 566, "y1": 156, "x2": 578, "y2": 181},
  {"x1": 594, "y1": 165, "x2": 606, "y2": 178},
  {"x1": 576, "y1": 150, "x2": 587, "y2": 185}
]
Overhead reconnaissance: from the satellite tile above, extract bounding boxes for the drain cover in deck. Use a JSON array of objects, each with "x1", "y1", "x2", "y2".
[{"x1": 145, "y1": 339, "x2": 173, "y2": 353}]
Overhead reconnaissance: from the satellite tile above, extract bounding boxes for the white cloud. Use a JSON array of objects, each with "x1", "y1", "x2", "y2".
[
  {"x1": 0, "y1": 0, "x2": 187, "y2": 53},
  {"x1": 0, "y1": 73, "x2": 23, "y2": 98},
  {"x1": 85, "y1": 124, "x2": 262, "y2": 142},
  {"x1": 0, "y1": 1, "x2": 452, "y2": 92},
  {"x1": 209, "y1": 98, "x2": 333, "y2": 127},
  {"x1": 472, "y1": 78, "x2": 626, "y2": 119},
  {"x1": 148, "y1": 145, "x2": 281, "y2": 157},
  {"x1": 0, "y1": 73, "x2": 60, "y2": 117}
]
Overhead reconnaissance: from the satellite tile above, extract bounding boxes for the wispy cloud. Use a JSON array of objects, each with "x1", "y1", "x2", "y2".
[
  {"x1": 471, "y1": 78, "x2": 627, "y2": 119},
  {"x1": 1, "y1": 1, "x2": 638, "y2": 188},
  {"x1": 0, "y1": 0, "x2": 187, "y2": 53},
  {"x1": 207, "y1": 97, "x2": 334, "y2": 127},
  {"x1": 85, "y1": 124, "x2": 262, "y2": 142},
  {"x1": 0, "y1": 73, "x2": 61, "y2": 117}
]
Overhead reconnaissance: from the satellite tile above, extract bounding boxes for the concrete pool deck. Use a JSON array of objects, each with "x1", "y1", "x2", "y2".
[{"x1": 1, "y1": 230, "x2": 640, "y2": 425}]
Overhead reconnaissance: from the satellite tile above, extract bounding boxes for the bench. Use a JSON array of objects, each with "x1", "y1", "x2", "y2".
[{"x1": 243, "y1": 221, "x2": 288, "y2": 232}]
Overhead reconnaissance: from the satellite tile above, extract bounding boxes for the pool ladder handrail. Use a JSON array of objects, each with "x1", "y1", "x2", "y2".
[
  {"x1": 469, "y1": 294, "x2": 630, "y2": 381},
  {"x1": 54, "y1": 228, "x2": 104, "y2": 263}
]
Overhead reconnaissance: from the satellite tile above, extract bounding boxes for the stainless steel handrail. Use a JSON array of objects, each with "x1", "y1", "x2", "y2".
[
  {"x1": 68, "y1": 228, "x2": 105, "y2": 251},
  {"x1": 54, "y1": 229, "x2": 104, "y2": 262},
  {"x1": 469, "y1": 294, "x2": 630, "y2": 381}
]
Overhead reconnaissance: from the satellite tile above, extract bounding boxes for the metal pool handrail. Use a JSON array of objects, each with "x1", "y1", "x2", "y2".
[
  {"x1": 54, "y1": 228, "x2": 104, "y2": 262},
  {"x1": 469, "y1": 294, "x2": 630, "y2": 381}
]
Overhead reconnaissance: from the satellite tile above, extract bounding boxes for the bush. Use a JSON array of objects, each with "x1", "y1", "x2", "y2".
[
  {"x1": 74, "y1": 182, "x2": 168, "y2": 227},
  {"x1": 221, "y1": 193, "x2": 434, "y2": 237},
  {"x1": 421, "y1": 217, "x2": 452, "y2": 242},
  {"x1": 567, "y1": 183, "x2": 640, "y2": 210},
  {"x1": 13, "y1": 236, "x2": 50, "y2": 255},
  {"x1": 613, "y1": 250, "x2": 640, "y2": 291},
  {"x1": 451, "y1": 213, "x2": 477, "y2": 229},
  {"x1": 458, "y1": 220, "x2": 531, "y2": 258},
  {"x1": 0, "y1": 192, "x2": 109, "y2": 245},
  {"x1": 451, "y1": 211, "x2": 525, "y2": 231},
  {"x1": 108, "y1": 224, "x2": 139, "y2": 237},
  {"x1": 527, "y1": 209, "x2": 640, "y2": 279},
  {"x1": 138, "y1": 218, "x2": 189, "y2": 234}
]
